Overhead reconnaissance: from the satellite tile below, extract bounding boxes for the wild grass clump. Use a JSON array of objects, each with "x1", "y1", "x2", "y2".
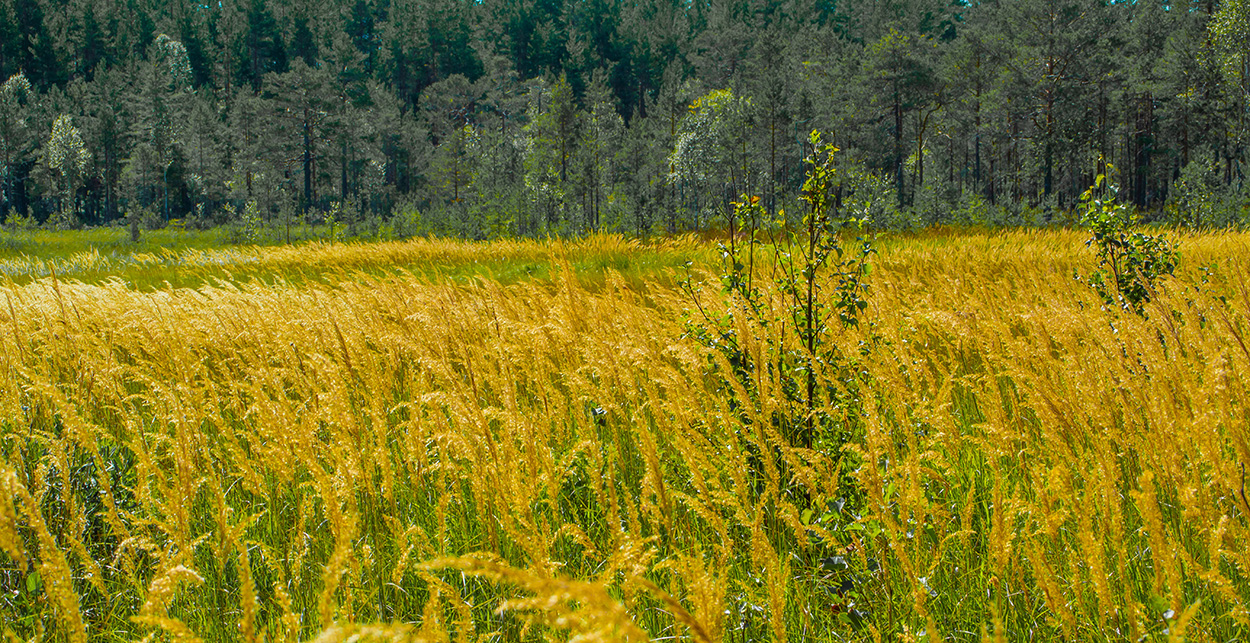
[{"x1": 0, "y1": 230, "x2": 1248, "y2": 641}]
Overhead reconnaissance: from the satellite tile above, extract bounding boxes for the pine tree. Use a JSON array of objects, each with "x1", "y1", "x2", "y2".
[
  {"x1": 864, "y1": 27, "x2": 940, "y2": 207},
  {"x1": 746, "y1": 25, "x2": 798, "y2": 213},
  {"x1": 290, "y1": 17, "x2": 319, "y2": 67},
  {"x1": 0, "y1": 72, "x2": 33, "y2": 218},
  {"x1": 0, "y1": 4, "x2": 17, "y2": 81},
  {"x1": 79, "y1": 3, "x2": 108, "y2": 81},
  {"x1": 182, "y1": 94, "x2": 228, "y2": 222},
  {"x1": 239, "y1": 0, "x2": 288, "y2": 90},
  {"x1": 345, "y1": 0, "x2": 378, "y2": 71},
  {"x1": 996, "y1": 0, "x2": 1113, "y2": 202},
  {"x1": 1210, "y1": 0, "x2": 1250, "y2": 184},
  {"x1": 13, "y1": 0, "x2": 63, "y2": 88},
  {"x1": 522, "y1": 74, "x2": 578, "y2": 232},
  {"x1": 81, "y1": 67, "x2": 131, "y2": 222},
  {"x1": 264, "y1": 58, "x2": 334, "y2": 213},
  {"x1": 180, "y1": 13, "x2": 216, "y2": 88},
  {"x1": 126, "y1": 34, "x2": 193, "y2": 220},
  {"x1": 325, "y1": 33, "x2": 374, "y2": 205},
  {"x1": 422, "y1": 73, "x2": 478, "y2": 211},
  {"x1": 577, "y1": 69, "x2": 624, "y2": 230}
]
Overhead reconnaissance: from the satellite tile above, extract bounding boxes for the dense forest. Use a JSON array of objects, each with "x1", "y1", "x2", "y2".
[{"x1": 2, "y1": 0, "x2": 1250, "y2": 236}]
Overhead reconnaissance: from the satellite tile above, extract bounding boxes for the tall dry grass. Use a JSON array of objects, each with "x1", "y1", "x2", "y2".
[{"x1": 0, "y1": 230, "x2": 1246, "y2": 641}]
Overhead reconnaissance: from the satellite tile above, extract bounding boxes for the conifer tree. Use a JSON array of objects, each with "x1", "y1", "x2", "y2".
[
  {"x1": 131, "y1": 34, "x2": 193, "y2": 221},
  {"x1": 239, "y1": 0, "x2": 288, "y2": 90},
  {"x1": 422, "y1": 73, "x2": 478, "y2": 218},
  {"x1": 577, "y1": 70, "x2": 624, "y2": 231},
  {"x1": 81, "y1": 68, "x2": 131, "y2": 222},
  {"x1": 12, "y1": 0, "x2": 62, "y2": 88},
  {"x1": 265, "y1": 58, "x2": 334, "y2": 213},
  {"x1": 522, "y1": 74, "x2": 578, "y2": 232},
  {"x1": 0, "y1": 72, "x2": 32, "y2": 218}
]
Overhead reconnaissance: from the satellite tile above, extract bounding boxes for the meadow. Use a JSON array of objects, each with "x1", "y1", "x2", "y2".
[{"x1": 0, "y1": 228, "x2": 1248, "y2": 642}]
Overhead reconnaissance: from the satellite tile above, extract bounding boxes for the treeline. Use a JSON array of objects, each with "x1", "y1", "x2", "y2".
[{"x1": 2, "y1": 0, "x2": 1250, "y2": 236}]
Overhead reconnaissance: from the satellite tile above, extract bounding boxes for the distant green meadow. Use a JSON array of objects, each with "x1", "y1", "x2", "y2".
[{"x1": 0, "y1": 227, "x2": 716, "y2": 289}]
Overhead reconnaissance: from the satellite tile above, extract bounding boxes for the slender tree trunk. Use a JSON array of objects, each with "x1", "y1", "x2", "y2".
[
  {"x1": 948, "y1": 133, "x2": 954, "y2": 190},
  {"x1": 303, "y1": 107, "x2": 312, "y2": 213},
  {"x1": 341, "y1": 136, "x2": 348, "y2": 202},
  {"x1": 670, "y1": 111, "x2": 677, "y2": 232},
  {"x1": 453, "y1": 133, "x2": 460, "y2": 203},
  {"x1": 1182, "y1": 108, "x2": 1190, "y2": 168},
  {"x1": 987, "y1": 142, "x2": 996, "y2": 205},
  {"x1": 1044, "y1": 88, "x2": 1054, "y2": 197},
  {"x1": 894, "y1": 83, "x2": 904, "y2": 206},
  {"x1": 770, "y1": 109, "x2": 777, "y2": 213},
  {"x1": 916, "y1": 109, "x2": 934, "y2": 195},
  {"x1": 974, "y1": 50, "x2": 982, "y2": 195}
]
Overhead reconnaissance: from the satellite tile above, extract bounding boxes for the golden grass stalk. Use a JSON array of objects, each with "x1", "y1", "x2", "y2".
[
  {"x1": 312, "y1": 623, "x2": 445, "y2": 643},
  {"x1": 420, "y1": 555, "x2": 652, "y2": 643},
  {"x1": 10, "y1": 468, "x2": 87, "y2": 643},
  {"x1": 131, "y1": 564, "x2": 205, "y2": 643}
]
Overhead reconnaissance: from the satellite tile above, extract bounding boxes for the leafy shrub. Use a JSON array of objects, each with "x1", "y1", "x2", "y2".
[
  {"x1": 1080, "y1": 175, "x2": 1178, "y2": 315},
  {"x1": 1166, "y1": 153, "x2": 1244, "y2": 230},
  {"x1": 140, "y1": 206, "x2": 166, "y2": 231},
  {"x1": 223, "y1": 200, "x2": 264, "y2": 243},
  {"x1": 389, "y1": 204, "x2": 427, "y2": 239},
  {"x1": 843, "y1": 164, "x2": 910, "y2": 231},
  {"x1": 683, "y1": 130, "x2": 876, "y2": 453},
  {"x1": 6, "y1": 208, "x2": 38, "y2": 231}
]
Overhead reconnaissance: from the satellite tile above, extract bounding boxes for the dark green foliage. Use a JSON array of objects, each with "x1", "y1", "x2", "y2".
[
  {"x1": 179, "y1": 16, "x2": 215, "y2": 88},
  {"x1": 239, "y1": 0, "x2": 288, "y2": 90},
  {"x1": 129, "y1": 4, "x2": 156, "y2": 60},
  {"x1": 79, "y1": 5, "x2": 108, "y2": 81},
  {"x1": 290, "y1": 18, "x2": 319, "y2": 68},
  {"x1": 12, "y1": 0, "x2": 62, "y2": 89},
  {"x1": 428, "y1": 8, "x2": 483, "y2": 82},
  {"x1": 346, "y1": 0, "x2": 379, "y2": 64},
  {"x1": 0, "y1": 0, "x2": 1241, "y2": 235},
  {"x1": 0, "y1": 7, "x2": 16, "y2": 81}
]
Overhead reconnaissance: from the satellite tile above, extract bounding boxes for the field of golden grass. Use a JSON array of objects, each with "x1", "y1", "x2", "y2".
[{"x1": 1, "y1": 230, "x2": 1248, "y2": 642}]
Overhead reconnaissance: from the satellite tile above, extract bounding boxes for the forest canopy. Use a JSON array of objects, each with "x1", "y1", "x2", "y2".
[{"x1": 1, "y1": 0, "x2": 1247, "y2": 236}]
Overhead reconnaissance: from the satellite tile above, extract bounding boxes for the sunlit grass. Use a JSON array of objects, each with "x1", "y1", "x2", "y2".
[{"x1": 0, "y1": 229, "x2": 1248, "y2": 642}]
